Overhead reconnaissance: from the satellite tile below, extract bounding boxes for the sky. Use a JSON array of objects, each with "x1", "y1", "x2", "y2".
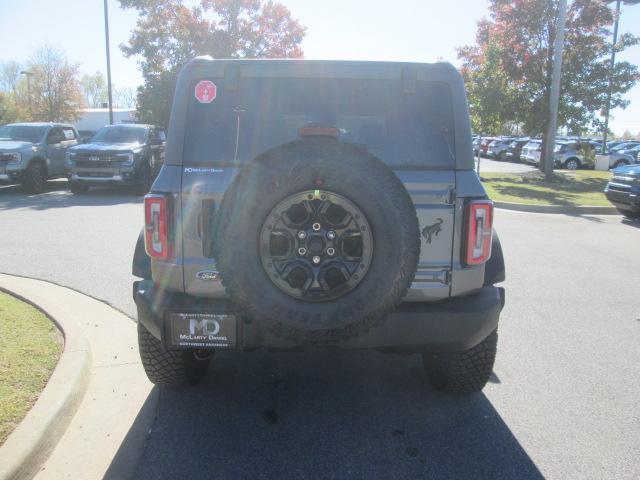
[{"x1": 0, "y1": 0, "x2": 638, "y2": 135}]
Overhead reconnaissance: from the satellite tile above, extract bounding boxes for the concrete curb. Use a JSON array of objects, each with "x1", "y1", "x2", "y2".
[
  {"x1": 494, "y1": 201, "x2": 619, "y2": 215},
  {"x1": 0, "y1": 274, "x2": 155, "y2": 480},
  {"x1": 0, "y1": 283, "x2": 91, "y2": 480}
]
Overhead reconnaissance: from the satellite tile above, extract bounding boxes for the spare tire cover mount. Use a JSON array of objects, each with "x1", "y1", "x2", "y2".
[{"x1": 213, "y1": 140, "x2": 420, "y2": 342}]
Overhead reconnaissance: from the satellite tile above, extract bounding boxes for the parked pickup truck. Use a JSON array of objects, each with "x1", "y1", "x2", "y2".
[
  {"x1": 0, "y1": 122, "x2": 80, "y2": 193},
  {"x1": 66, "y1": 124, "x2": 166, "y2": 195},
  {"x1": 604, "y1": 164, "x2": 640, "y2": 220}
]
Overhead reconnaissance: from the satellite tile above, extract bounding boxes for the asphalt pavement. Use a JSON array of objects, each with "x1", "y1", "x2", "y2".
[
  {"x1": 1, "y1": 179, "x2": 639, "y2": 479},
  {"x1": 0, "y1": 179, "x2": 141, "y2": 316}
]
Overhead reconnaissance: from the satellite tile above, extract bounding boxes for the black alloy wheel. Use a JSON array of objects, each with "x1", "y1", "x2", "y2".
[{"x1": 259, "y1": 190, "x2": 373, "y2": 302}]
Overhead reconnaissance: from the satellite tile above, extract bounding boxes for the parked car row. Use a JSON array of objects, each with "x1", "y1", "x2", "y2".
[
  {"x1": 608, "y1": 140, "x2": 640, "y2": 154},
  {"x1": 0, "y1": 122, "x2": 165, "y2": 194},
  {"x1": 473, "y1": 135, "x2": 639, "y2": 170}
]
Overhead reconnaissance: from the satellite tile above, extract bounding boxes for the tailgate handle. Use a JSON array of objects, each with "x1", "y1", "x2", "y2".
[{"x1": 201, "y1": 199, "x2": 216, "y2": 258}]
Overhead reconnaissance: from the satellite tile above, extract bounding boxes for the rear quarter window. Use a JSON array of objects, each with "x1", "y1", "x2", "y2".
[{"x1": 183, "y1": 77, "x2": 455, "y2": 168}]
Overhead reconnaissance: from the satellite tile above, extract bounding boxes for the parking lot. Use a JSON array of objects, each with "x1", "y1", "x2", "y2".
[{"x1": 1, "y1": 181, "x2": 639, "y2": 479}]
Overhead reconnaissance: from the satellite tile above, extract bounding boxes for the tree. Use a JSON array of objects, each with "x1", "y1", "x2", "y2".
[
  {"x1": 459, "y1": 0, "x2": 639, "y2": 169},
  {"x1": 27, "y1": 45, "x2": 84, "y2": 122},
  {"x1": 81, "y1": 71, "x2": 108, "y2": 108},
  {"x1": 460, "y1": 39, "x2": 519, "y2": 134},
  {"x1": 0, "y1": 61, "x2": 22, "y2": 95},
  {"x1": 114, "y1": 86, "x2": 137, "y2": 108},
  {"x1": 620, "y1": 129, "x2": 639, "y2": 140},
  {"x1": 0, "y1": 92, "x2": 19, "y2": 125},
  {"x1": 118, "y1": 0, "x2": 306, "y2": 126}
]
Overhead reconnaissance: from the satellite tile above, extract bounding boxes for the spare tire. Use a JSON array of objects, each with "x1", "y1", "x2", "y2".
[{"x1": 214, "y1": 139, "x2": 420, "y2": 343}]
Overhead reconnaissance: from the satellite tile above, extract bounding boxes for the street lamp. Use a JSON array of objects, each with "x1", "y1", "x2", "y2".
[
  {"x1": 601, "y1": 0, "x2": 640, "y2": 153},
  {"x1": 542, "y1": 0, "x2": 567, "y2": 178},
  {"x1": 20, "y1": 70, "x2": 34, "y2": 118}
]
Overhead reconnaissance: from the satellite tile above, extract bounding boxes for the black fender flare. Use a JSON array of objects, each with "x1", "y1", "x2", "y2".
[
  {"x1": 484, "y1": 230, "x2": 505, "y2": 286},
  {"x1": 132, "y1": 229, "x2": 151, "y2": 279}
]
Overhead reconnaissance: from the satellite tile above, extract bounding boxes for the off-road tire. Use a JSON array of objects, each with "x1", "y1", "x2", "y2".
[
  {"x1": 214, "y1": 139, "x2": 420, "y2": 344},
  {"x1": 423, "y1": 330, "x2": 498, "y2": 393},
  {"x1": 69, "y1": 182, "x2": 89, "y2": 194},
  {"x1": 133, "y1": 162, "x2": 151, "y2": 195},
  {"x1": 137, "y1": 322, "x2": 211, "y2": 387},
  {"x1": 22, "y1": 162, "x2": 46, "y2": 194},
  {"x1": 617, "y1": 208, "x2": 640, "y2": 220}
]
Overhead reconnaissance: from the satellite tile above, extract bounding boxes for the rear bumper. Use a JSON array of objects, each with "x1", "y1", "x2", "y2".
[{"x1": 133, "y1": 280, "x2": 505, "y2": 352}]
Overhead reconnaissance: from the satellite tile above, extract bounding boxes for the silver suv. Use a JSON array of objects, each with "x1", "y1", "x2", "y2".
[
  {"x1": 521, "y1": 140, "x2": 542, "y2": 165},
  {"x1": 487, "y1": 138, "x2": 514, "y2": 160},
  {"x1": 554, "y1": 141, "x2": 597, "y2": 170},
  {"x1": 132, "y1": 58, "x2": 506, "y2": 393}
]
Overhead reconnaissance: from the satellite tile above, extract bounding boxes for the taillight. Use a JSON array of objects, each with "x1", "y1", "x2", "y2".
[
  {"x1": 144, "y1": 194, "x2": 172, "y2": 260},
  {"x1": 465, "y1": 200, "x2": 493, "y2": 265}
]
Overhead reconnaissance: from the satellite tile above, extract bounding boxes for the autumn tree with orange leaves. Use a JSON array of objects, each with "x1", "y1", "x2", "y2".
[
  {"x1": 119, "y1": 0, "x2": 306, "y2": 126},
  {"x1": 459, "y1": 0, "x2": 638, "y2": 141}
]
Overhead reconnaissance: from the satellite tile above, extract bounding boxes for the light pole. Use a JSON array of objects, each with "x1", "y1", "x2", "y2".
[
  {"x1": 602, "y1": 0, "x2": 640, "y2": 153},
  {"x1": 542, "y1": 0, "x2": 567, "y2": 178},
  {"x1": 20, "y1": 70, "x2": 34, "y2": 119},
  {"x1": 103, "y1": 0, "x2": 114, "y2": 125}
]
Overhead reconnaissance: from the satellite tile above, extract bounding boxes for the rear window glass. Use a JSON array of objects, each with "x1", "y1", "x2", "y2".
[{"x1": 183, "y1": 77, "x2": 455, "y2": 167}]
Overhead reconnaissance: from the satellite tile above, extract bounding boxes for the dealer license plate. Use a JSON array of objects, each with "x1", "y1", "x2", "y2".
[{"x1": 169, "y1": 312, "x2": 236, "y2": 348}]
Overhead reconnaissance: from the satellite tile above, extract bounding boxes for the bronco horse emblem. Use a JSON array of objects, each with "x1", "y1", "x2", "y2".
[{"x1": 422, "y1": 218, "x2": 443, "y2": 244}]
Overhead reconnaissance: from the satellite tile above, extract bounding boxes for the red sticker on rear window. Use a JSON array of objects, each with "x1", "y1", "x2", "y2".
[{"x1": 195, "y1": 80, "x2": 217, "y2": 104}]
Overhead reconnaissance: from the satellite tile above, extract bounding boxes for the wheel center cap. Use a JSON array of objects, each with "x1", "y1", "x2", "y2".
[{"x1": 308, "y1": 235, "x2": 324, "y2": 254}]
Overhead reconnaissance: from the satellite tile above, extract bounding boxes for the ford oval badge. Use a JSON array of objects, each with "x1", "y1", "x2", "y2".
[{"x1": 196, "y1": 270, "x2": 220, "y2": 281}]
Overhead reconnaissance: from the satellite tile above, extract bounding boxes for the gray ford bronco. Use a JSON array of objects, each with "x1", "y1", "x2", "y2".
[{"x1": 132, "y1": 58, "x2": 506, "y2": 393}]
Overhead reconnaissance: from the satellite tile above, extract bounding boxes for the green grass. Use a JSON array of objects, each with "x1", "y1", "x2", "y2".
[
  {"x1": 0, "y1": 292, "x2": 62, "y2": 446},
  {"x1": 481, "y1": 170, "x2": 612, "y2": 207}
]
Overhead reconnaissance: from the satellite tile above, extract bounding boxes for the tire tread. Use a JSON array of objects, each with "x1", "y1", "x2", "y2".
[
  {"x1": 138, "y1": 322, "x2": 209, "y2": 386},
  {"x1": 423, "y1": 330, "x2": 498, "y2": 393}
]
